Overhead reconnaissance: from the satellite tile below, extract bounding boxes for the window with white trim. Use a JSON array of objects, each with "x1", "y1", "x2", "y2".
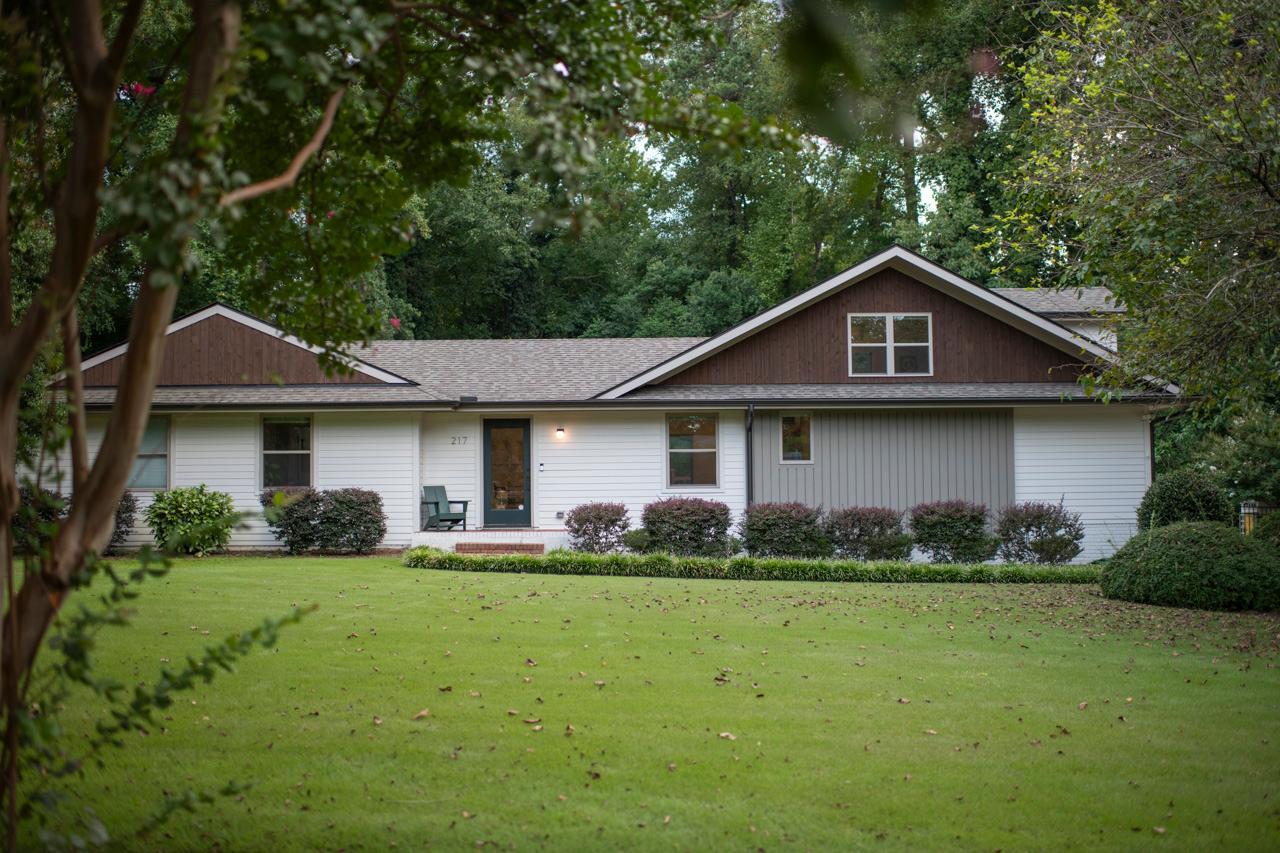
[
  {"x1": 262, "y1": 416, "x2": 312, "y2": 488},
  {"x1": 667, "y1": 414, "x2": 718, "y2": 486},
  {"x1": 127, "y1": 416, "x2": 169, "y2": 489},
  {"x1": 780, "y1": 413, "x2": 812, "y2": 463},
  {"x1": 848, "y1": 313, "x2": 932, "y2": 376}
]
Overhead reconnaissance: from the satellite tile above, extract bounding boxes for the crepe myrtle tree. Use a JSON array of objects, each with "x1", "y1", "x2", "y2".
[{"x1": 0, "y1": 0, "x2": 816, "y2": 835}]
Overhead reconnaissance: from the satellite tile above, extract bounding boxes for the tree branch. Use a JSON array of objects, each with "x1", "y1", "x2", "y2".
[
  {"x1": 0, "y1": 117, "x2": 10, "y2": 334},
  {"x1": 105, "y1": 0, "x2": 147, "y2": 76},
  {"x1": 61, "y1": 308, "x2": 89, "y2": 494},
  {"x1": 219, "y1": 88, "x2": 346, "y2": 207}
]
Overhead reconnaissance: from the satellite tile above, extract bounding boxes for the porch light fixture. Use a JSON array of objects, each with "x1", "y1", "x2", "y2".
[{"x1": 555, "y1": 426, "x2": 566, "y2": 438}]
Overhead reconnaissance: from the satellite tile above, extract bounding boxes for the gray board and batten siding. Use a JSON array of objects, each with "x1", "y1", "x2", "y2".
[{"x1": 750, "y1": 408, "x2": 1014, "y2": 513}]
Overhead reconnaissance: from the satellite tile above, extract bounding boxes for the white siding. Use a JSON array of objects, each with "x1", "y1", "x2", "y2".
[
  {"x1": 1013, "y1": 406, "x2": 1151, "y2": 561},
  {"x1": 420, "y1": 412, "x2": 481, "y2": 529},
  {"x1": 419, "y1": 410, "x2": 748, "y2": 534},
  {"x1": 532, "y1": 410, "x2": 747, "y2": 530},
  {"x1": 168, "y1": 413, "x2": 270, "y2": 547},
  {"x1": 314, "y1": 411, "x2": 418, "y2": 546},
  {"x1": 67, "y1": 411, "x2": 417, "y2": 550}
]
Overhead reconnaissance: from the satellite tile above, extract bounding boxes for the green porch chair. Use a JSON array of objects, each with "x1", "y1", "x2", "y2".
[{"x1": 421, "y1": 485, "x2": 469, "y2": 531}]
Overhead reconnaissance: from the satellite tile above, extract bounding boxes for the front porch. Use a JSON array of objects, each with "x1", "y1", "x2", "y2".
[{"x1": 409, "y1": 527, "x2": 571, "y2": 553}]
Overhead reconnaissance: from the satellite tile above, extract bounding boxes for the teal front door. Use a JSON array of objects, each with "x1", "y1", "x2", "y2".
[{"x1": 483, "y1": 419, "x2": 531, "y2": 527}]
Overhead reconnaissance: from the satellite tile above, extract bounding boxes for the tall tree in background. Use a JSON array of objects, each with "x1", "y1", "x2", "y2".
[{"x1": 995, "y1": 0, "x2": 1280, "y2": 409}]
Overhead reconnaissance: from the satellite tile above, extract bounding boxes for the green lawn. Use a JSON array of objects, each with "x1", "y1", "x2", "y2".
[{"x1": 36, "y1": 556, "x2": 1280, "y2": 850}]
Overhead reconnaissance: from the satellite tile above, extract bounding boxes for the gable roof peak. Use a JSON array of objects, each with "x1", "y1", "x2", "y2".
[{"x1": 596, "y1": 246, "x2": 1122, "y2": 399}]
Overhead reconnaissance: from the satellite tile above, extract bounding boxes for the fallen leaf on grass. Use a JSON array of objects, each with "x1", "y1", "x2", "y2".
[
  {"x1": 1078, "y1": 701, "x2": 1088, "y2": 710},
  {"x1": 897, "y1": 698, "x2": 911, "y2": 705},
  {"x1": 719, "y1": 732, "x2": 737, "y2": 741},
  {"x1": 564, "y1": 724, "x2": 575, "y2": 736},
  {"x1": 373, "y1": 716, "x2": 383, "y2": 726},
  {"x1": 412, "y1": 709, "x2": 431, "y2": 720}
]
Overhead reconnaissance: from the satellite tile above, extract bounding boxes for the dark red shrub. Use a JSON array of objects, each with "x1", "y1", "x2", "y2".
[
  {"x1": 740, "y1": 502, "x2": 830, "y2": 558},
  {"x1": 565, "y1": 502, "x2": 630, "y2": 553},
  {"x1": 641, "y1": 497, "x2": 732, "y2": 557},
  {"x1": 824, "y1": 506, "x2": 912, "y2": 561}
]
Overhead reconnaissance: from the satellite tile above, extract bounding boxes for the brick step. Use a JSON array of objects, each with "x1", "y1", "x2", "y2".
[{"x1": 456, "y1": 542, "x2": 546, "y2": 555}]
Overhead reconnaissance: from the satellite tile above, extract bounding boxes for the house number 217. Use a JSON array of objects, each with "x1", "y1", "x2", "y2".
[{"x1": 450, "y1": 435, "x2": 468, "y2": 445}]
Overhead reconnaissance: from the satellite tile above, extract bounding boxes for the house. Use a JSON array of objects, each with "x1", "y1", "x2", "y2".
[{"x1": 70, "y1": 246, "x2": 1170, "y2": 561}]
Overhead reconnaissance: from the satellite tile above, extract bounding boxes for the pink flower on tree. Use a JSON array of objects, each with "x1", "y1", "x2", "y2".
[
  {"x1": 125, "y1": 81, "x2": 157, "y2": 98},
  {"x1": 390, "y1": 317, "x2": 402, "y2": 331}
]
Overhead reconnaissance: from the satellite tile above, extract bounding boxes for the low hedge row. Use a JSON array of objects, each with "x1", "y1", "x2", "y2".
[{"x1": 401, "y1": 548, "x2": 1100, "y2": 584}]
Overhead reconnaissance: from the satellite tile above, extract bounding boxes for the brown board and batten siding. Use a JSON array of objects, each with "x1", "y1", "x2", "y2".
[
  {"x1": 751, "y1": 409, "x2": 1014, "y2": 512},
  {"x1": 662, "y1": 268, "x2": 1085, "y2": 385},
  {"x1": 81, "y1": 313, "x2": 380, "y2": 386}
]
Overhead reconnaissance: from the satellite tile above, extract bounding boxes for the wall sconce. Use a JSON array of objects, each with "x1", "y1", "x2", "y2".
[{"x1": 555, "y1": 426, "x2": 566, "y2": 439}]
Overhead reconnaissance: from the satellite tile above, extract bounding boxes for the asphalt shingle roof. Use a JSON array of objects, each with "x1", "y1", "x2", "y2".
[
  {"x1": 997, "y1": 287, "x2": 1119, "y2": 316},
  {"x1": 358, "y1": 338, "x2": 702, "y2": 402}
]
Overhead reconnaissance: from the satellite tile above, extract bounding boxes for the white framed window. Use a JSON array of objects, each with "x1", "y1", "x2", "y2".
[
  {"x1": 127, "y1": 416, "x2": 170, "y2": 489},
  {"x1": 780, "y1": 412, "x2": 812, "y2": 463},
  {"x1": 666, "y1": 414, "x2": 718, "y2": 487},
  {"x1": 262, "y1": 416, "x2": 312, "y2": 488},
  {"x1": 848, "y1": 313, "x2": 933, "y2": 377}
]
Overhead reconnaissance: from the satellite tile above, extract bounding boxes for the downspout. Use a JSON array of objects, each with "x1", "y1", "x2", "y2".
[{"x1": 745, "y1": 403, "x2": 755, "y2": 508}]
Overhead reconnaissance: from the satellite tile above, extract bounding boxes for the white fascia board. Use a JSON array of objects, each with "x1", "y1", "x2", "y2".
[
  {"x1": 78, "y1": 304, "x2": 413, "y2": 385},
  {"x1": 597, "y1": 245, "x2": 1127, "y2": 400}
]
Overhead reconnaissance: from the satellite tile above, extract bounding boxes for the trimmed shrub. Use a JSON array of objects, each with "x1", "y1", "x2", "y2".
[
  {"x1": 996, "y1": 501, "x2": 1085, "y2": 565},
  {"x1": 1252, "y1": 511, "x2": 1280, "y2": 550},
  {"x1": 321, "y1": 488, "x2": 387, "y2": 553},
  {"x1": 740, "y1": 503, "x2": 831, "y2": 558},
  {"x1": 641, "y1": 497, "x2": 732, "y2": 557},
  {"x1": 565, "y1": 502, "x2": 630, "y2": 553},
  {"x1": 260, "y1": 487, "x2": 387, "y2": 554},
  {"x1": 402, "y1": 545, "x2": 450, "y2": 566},
  {"x1": 824, "y1": 507, "x2": 912, "y2": 561},
  {"x1": 260, "y1": 488, "x2": 323, "y2": 553},
  {"x1": 11, "y1": 485, "x2": 66, "y2": 555},
  {"x1": 144, "y1": 485, "x2": 236, "y2": 555},
  {"x1": 401, "y1": 549, "x2": 1100, "y2": 584},
  {"x1": 621, "y1": 528, "x2": 652, "y2": 554},
  {"x1": 909, "y1": 500, "x2": 998, "y2": 564},
  {"x1": 1136, "y1": 469, "x2": 1233, "y2": 531},
  {"x1": 1101, "y1": 521, "x2": 1280, "y2": 611},
  {"x1": 106, "y1": 491, "x2": 139, "y2": 555}
]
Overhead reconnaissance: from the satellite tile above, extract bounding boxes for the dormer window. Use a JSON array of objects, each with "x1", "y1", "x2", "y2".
[{"x1": 848, "y1": 313, "x2": 932, "y2": 377}]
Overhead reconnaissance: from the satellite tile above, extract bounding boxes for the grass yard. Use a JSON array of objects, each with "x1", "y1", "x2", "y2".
[{"x1": 34, "y1": 556, "x2": 1280, "y2": 850}]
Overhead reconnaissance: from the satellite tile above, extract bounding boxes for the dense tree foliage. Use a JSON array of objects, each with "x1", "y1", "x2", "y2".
[
  {"x1": 995, "y1": 0, "x2": 1280, "y2": 410},
  {"x1": 380, "y1": 0, "x2": 1039, "y2": 341}
]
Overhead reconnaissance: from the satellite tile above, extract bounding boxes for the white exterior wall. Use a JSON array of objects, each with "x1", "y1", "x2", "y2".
[
  {"x1": 313, "y1": 411, "x2": 418, "y2": 546},
  {"x1": 1013, "y1": 406, "x2": 1151, "y2": 561},
  {"x1": 531, "y1": 411, "x2": 747, "y2": 530},
  {"x1": 419, "y1": 410, "x2": 748, "y2": 535},
  {"x1": 420, "y1": 412, "x2": 482, "y2": 529},
  {"x1": 77, "y1": 410, "x2": 418, "y2": 550}
]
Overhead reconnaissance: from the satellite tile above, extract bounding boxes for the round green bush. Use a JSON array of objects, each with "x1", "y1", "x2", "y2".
[
  {"x1": 1100, "y1": 521, "x2": 1280, "y2": 611},
  {"x1": 144, "y1": 485, "x2": 236, "y2": 555},
  {"x1": 1136, "y1": 469, "x2": 1233, "y2": 531}
]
